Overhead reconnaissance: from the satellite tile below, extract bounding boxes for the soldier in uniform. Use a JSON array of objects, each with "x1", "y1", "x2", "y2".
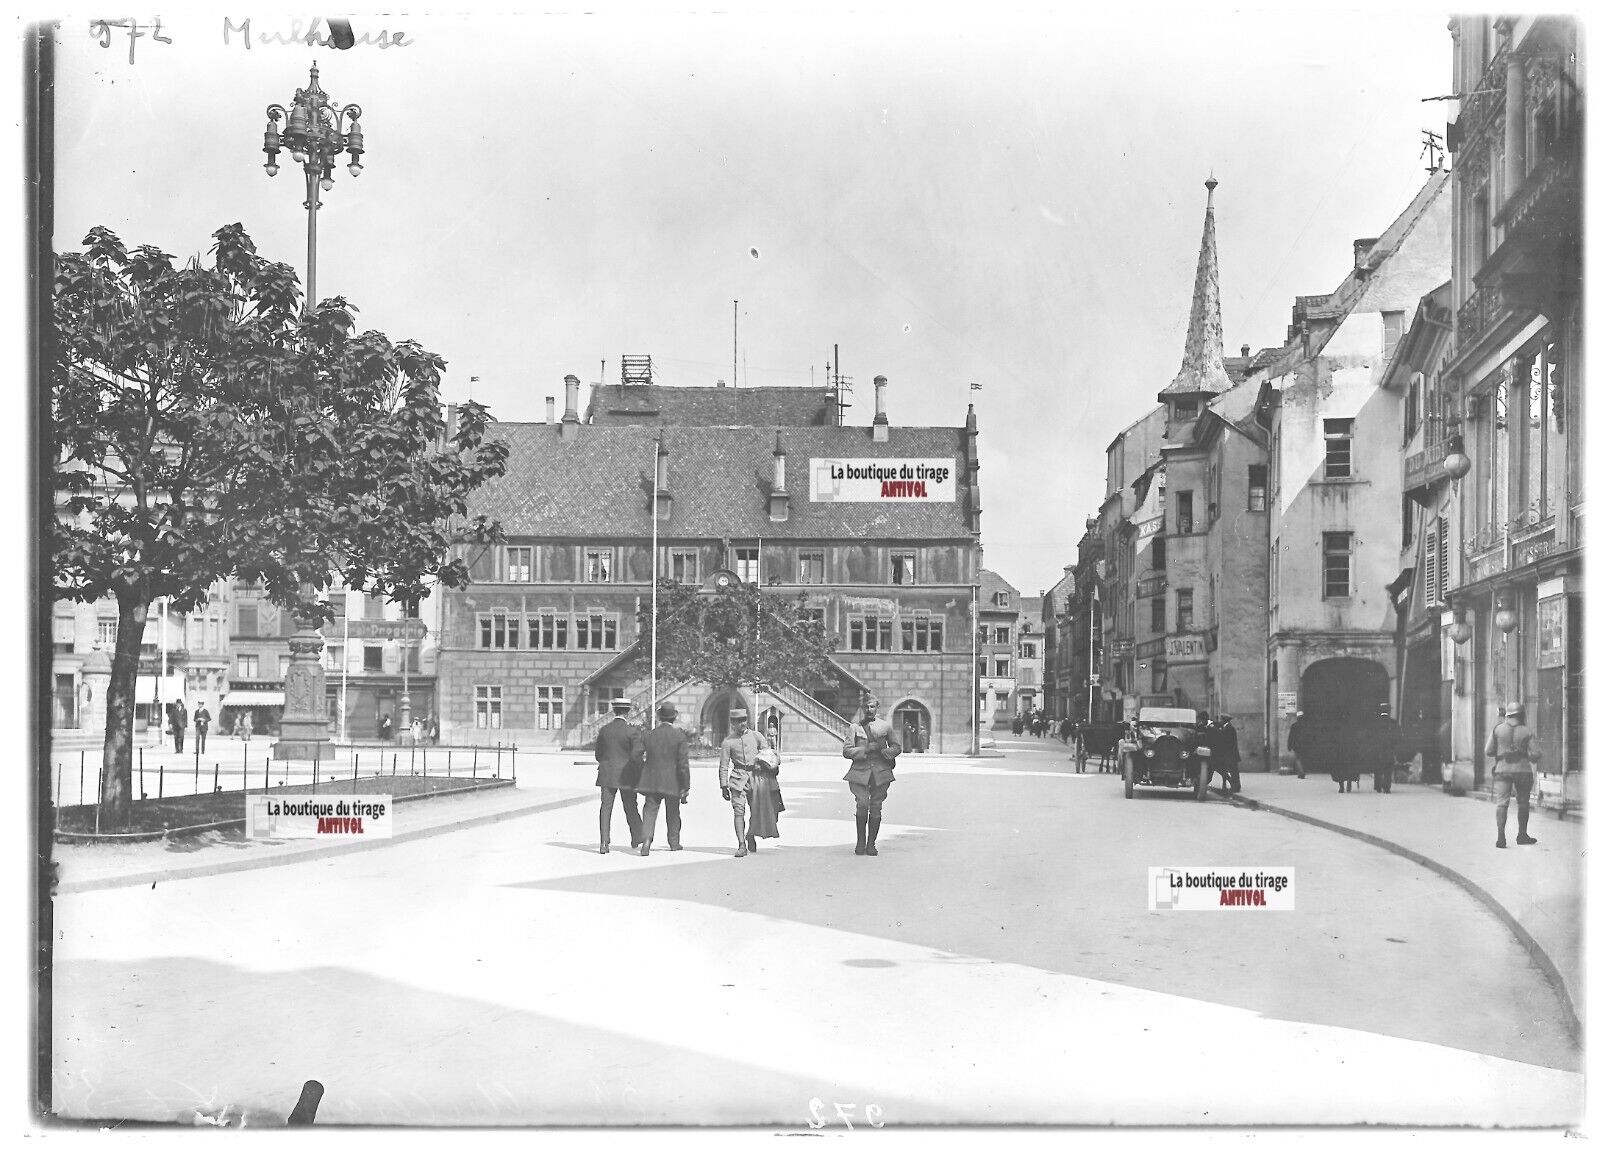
[
  {"x1": 844, "y1": 695, "x2": 901, "y2": 856},
  {"x1": 719, "y1": 708, "x2": 771, "y2": 858},
  {"x1": 592, "y1": 695, "x2": 644, "y2": 854},
  {"x1": 1485, "y1": 702, "x2": 1542, "y2": 848},
  {"x1": 637, "y1": 701, "x2": 692, "y2": 855}
]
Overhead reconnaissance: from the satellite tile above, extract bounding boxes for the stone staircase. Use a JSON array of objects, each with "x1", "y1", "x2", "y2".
[{"x1": 570, "y1": 679, "x2": 697, "y2": 748}]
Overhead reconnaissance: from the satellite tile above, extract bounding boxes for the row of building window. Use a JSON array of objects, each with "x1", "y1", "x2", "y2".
[
  {"x1": 846, "y1": 614, "x2": 946, "y2": 652},
  {"x1": 477, "y1": 611, "x2": 621, "y2": 651},
  {"x1": 493, "y1": 546, "x2": 927, "y2": 586},
  {"x1": 474, "y1": 685, "x2": 564, "y2": 730},
  {"x1": 471, "y1": 609, "x2": 952, "y2": 655}
]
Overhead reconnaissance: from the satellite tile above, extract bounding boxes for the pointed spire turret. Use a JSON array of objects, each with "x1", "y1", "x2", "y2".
[{"x1": 1160, "y1": 175, "x2": 1231, "y2": 400}]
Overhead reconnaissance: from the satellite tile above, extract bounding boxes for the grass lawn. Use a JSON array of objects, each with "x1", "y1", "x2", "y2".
[{"x1": 54, "y1": 773, "x2": 509, "y2": 836}]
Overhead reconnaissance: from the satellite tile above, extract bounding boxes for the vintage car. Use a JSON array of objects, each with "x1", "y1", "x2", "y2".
[{"x1": 1120, "y1": 707, "x2": 1212, "y2": 800}]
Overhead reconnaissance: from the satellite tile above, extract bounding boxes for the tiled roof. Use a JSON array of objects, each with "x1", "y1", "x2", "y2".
[
  {"x1": 585, "y1": 384, "x2": 836, "y2": 427},
  {"x1": 978, "y1": 569, "x2": 1020, "y2": 606},
  {"x1": 470, "y1": 422, "x2": 976, "y2": 540},
  {"x1": 1162, "y1": 177, "x2": 1233, "y2": 399}
]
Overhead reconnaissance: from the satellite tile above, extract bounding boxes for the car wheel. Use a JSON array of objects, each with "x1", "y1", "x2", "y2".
[
  {"x1": 1123, "y1": 757, "x2": 1135, "y2": 799},
  {"x1": 1193, "y1": 761, "x2": 1209, "y2": 801}
]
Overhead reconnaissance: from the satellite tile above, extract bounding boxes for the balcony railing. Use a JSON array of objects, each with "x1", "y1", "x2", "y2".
[
  {"x1": 1471, "y1": 523, "x2": 1507, "y2": 553},
  {"x1": 1460, "y1": 43, "x2": 1510, "y2": 147},
  {"x1": 1455, "y1": 280, "x2": 1506, "y2": 354}
]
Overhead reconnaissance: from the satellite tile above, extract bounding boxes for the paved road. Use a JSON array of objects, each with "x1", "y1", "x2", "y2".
[{"x1": 51, "y1": 739, "x2": 1582, "y2": 1126}]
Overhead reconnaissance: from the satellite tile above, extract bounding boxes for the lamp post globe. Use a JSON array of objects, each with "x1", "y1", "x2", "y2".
[{"x1": 261, "y1": 61, "x2": 366, "y2": 315}]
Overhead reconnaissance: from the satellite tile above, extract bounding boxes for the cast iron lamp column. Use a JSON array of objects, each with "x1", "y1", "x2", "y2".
[
  {"x1": 259, "y1": 62, "x2": 364, "y2": 760},
  {"x1": 261, "y1": 61, "x2": 365, "y2": 316}
]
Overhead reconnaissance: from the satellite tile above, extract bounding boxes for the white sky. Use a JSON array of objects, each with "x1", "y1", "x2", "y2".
[{"x1": 47, "y1": 6, "x2": 1454, "y2": 596}]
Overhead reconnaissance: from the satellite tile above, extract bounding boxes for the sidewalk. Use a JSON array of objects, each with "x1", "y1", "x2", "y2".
[{"x1": 1226, "y1": 773, "x2": 1584, "y2": 1037}]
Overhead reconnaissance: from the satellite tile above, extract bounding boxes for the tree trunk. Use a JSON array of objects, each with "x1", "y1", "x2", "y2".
[{"x1": 98, "y1": 594, "x2": 149, "y2": 831}]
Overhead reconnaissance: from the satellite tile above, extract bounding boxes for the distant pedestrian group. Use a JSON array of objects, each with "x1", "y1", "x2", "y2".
[
  {"x1": 1287, "y1": 705, "x2": 1409, "y2": 794},
  {"x1": 590, "y1": 693, "x2": 902, "y2": 859}
]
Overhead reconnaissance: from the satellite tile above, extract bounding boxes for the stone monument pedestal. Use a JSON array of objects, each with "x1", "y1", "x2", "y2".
[{"x1": 273, "y1": 622, "x2": 335, "y2": 761}]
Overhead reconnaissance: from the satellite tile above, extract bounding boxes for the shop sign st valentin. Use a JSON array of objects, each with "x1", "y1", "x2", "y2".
[{"x1": 1164, "y1": 633, "x2": 1206, "y2": 664}]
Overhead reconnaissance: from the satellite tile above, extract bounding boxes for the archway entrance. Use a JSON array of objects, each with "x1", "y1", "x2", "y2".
[
  {"x1": 1298, "y1": 658, "x2": 1390, "y2": 775},
  {"x1": 701, "y1": 688, "x2": 753, "y2": 749},
  {"x1": 892, "y1": 700, "x2": 931, "y2": 754}
]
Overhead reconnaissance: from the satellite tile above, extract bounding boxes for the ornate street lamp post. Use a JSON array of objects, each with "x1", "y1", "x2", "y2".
[
  {"x1": 259, "y1": 62, "x2": 364, "y2": 761},
  {"x1": 261, "y1": 61, "x2": 365, "y2": 315}
]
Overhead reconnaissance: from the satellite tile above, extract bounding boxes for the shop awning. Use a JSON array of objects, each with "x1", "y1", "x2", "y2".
[
  {"x1": 135, "y1": 675, "x2": 183, "y2": 704},
  {"x1": 220, "y1": 690, "x2": 285, "y2": 709}
]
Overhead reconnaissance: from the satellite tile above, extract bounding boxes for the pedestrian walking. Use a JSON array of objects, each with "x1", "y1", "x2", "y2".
[
  {"x1": 844, "y1": 695, "x2": 901, "y2": 857},
  {"x1": 1211, "y1": 714, "x2": 1241, "y2": 795},
  {"x1": 1286, "y1": 711, "x2": 1307, "y2": 778},
  {"x1": 410, "y1": 716, "x2": 423, "y2": 746},
  {"x1": 637, "y1": 702, "x2": 691, "y2": 855},
  {"x1": 592, "y1": 695, "x2": 644, "y2": 854},
  {"x1": 428, "y1": 714, "x2": 440, "y2": 745},
  {"x1": 719, "y1": 708, "x2": 772, "y2": 857},
  {"x1": 238, "y1": 711, "x2": 253, "y2": 742},
  {"x1": 193, "y1": 702, "x2": 211, "y2": 756},
  {"x1": 1485, "y1": 703, "x2": 1542, "y2": 849},
  {"x1": 378, "y1": 713, "x2": 393, "y2": 743},
  {"x1": 747, "y1": 745, "x2": 785, "y2": 850},
  {"x1": 171, "y1": 698, "x2": 188, "y2": 753},
  {"x1": 1370, "y1": 706, "x2": 1400, "y2": 794}
]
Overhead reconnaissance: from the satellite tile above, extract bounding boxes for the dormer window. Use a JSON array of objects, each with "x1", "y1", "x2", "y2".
[{"x1": 1172, "y1": 399, "x2": 1200, "y2": 422}]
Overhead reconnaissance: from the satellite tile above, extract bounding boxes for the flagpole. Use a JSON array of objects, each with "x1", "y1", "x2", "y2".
[
  {"x1": 340, "y1": 587, "x2": 350, "y2": 742},
  {"x1": 651, "y1": 435, "x2": 661, "y2": 719}
]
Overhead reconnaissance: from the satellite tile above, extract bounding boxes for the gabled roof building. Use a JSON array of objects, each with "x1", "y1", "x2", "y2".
[{"x1": 438, "y1": 375, "x2": 983, "y2": 753}]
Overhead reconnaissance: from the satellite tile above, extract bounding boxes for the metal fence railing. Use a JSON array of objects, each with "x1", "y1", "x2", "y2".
[{"x1": 50, "y1": 740, "x2": 520, "y2": 813}]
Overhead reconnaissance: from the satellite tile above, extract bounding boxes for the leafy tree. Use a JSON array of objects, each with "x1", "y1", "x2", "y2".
[
  {"x1": 630, "y1": 580, "x2": 839, "y2": 693},
  {"x1": 52, "y1": 223, "x2": 508, "y2": 829}
]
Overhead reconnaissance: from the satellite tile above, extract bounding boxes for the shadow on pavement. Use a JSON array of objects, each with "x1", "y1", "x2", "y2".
[
  {"x1": 514, "y1": 768, "x2": 1581, "y2": 1076},
  {"x1": 51, "y1": 956, "x2": 937, "y2": 1127}
]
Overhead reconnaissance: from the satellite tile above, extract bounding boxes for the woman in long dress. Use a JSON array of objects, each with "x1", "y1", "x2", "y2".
[{"x1": 745, "y1": 745, "x2": 785, "y2": 850}]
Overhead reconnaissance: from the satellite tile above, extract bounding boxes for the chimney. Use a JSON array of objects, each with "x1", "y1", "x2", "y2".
[
  {"x1": 545, "y1": 396, "x2": 556, "y2": 424},
  {"x1": 871, "y1": 374, "x2": 889, "y2": 442},
  {"x1": 652, "y1": 436, "x2": 672, "y2": 522},
  {"x1": 1353, "y1": 237, "x2": 1379, "y2": 269},
  {"x1": 823, "y1": 389, "x2": 839, "y2": 426},
  {"x1": 768, "y1": 432, "x2": 789, "y2": 521},
  {"x1": 561, "y1": 374, "x2": 580, "y2": 437},
  {"x1": 716, "y1": 378, "x2": 727, "y2": 388},
  {"x1": 1240, "y1": 344, "x2": 1251, "y2": 358}
]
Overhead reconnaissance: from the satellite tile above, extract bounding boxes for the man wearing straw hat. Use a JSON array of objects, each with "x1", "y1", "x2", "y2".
[
  {"x1": 1485, "y1": 702, "x2": 1542, "y2": 849},
  {"x1": 593, "y1": 694, "x2": 645, "y2": 854},
  {"x1": 637, "y1": 701, "x2": 692, "y2": 855}
]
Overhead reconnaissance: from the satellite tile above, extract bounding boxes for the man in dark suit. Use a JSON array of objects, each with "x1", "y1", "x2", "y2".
[
  {"x1": 1210, "y1": 714, "x2": 1241, "y2": 795},
  {"x1": 636, "y1": 701, "x2": 692, "y2": 856},
  {"x1": 171, "y1": 698, "x2": 188, "y2": 753},
  {"x1": 193, "y1": 702, "x2": 212, "y2": 755},
  {"x1": 593, "y1": 695, "x2": 644, "y2": 854}
]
